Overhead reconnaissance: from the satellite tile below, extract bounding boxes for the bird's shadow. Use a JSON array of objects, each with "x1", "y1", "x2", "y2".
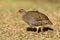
[{"x1": 27, "y1": 27, "x2": 53, "y2": 33}]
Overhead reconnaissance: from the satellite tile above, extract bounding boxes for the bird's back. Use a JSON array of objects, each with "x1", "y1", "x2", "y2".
[{"x1": 26, "y1": 11, "x2": 49, "y2": 21}]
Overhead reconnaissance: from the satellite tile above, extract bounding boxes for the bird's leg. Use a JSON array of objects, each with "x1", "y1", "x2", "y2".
[
  {"x1": 40, "y1": 26, "x2": 44, "y2": 32},
  {"x1": 35, "y1": 27, "x2": 39, "y2": 34},
  {"x1": 29, "y1": 24, "x2": 39, "y2": 34}
]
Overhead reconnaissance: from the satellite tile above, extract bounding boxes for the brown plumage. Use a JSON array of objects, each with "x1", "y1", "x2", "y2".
[{"x1": 18, "y1": 9, "x2": 53, "y2": 33}]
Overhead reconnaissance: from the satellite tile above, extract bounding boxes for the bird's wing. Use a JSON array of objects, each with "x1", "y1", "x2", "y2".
[
  {"x1": 27, "y1": 11, "x2": 49, "y2": 21},
  {"x1": 31, "y1": 12, "x2": 41, "y2": 21},
  {"x1": 31, "y1": 11, "x2": 49, "y2": 21}
]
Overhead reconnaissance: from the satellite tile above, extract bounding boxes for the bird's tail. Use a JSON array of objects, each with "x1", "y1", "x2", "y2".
[{"x1": 48, "y1": 20, "x2": 53, "y2": 25}]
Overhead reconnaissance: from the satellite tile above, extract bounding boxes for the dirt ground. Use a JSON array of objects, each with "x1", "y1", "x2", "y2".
[{"x1": 0, "y1": 0, "x2": 60, "y2": 40}]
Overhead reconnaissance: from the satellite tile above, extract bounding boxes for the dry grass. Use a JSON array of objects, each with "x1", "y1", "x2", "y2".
[{"x1": 0, "y1": 0, "x2": 60, "y2": 40}]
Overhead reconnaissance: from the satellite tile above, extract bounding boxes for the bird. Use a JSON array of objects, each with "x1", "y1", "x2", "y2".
[{"x1": 18, "y1": 9, "x2": 53, "y2": 34}]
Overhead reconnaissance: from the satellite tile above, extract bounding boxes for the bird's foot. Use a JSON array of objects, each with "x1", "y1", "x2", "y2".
[
  {"x1": 34, "y1": 32, "x2": 39, "y2": 35},
  {"x1": 34, "y1": 28, "x2": 39, "y2": 35}
]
